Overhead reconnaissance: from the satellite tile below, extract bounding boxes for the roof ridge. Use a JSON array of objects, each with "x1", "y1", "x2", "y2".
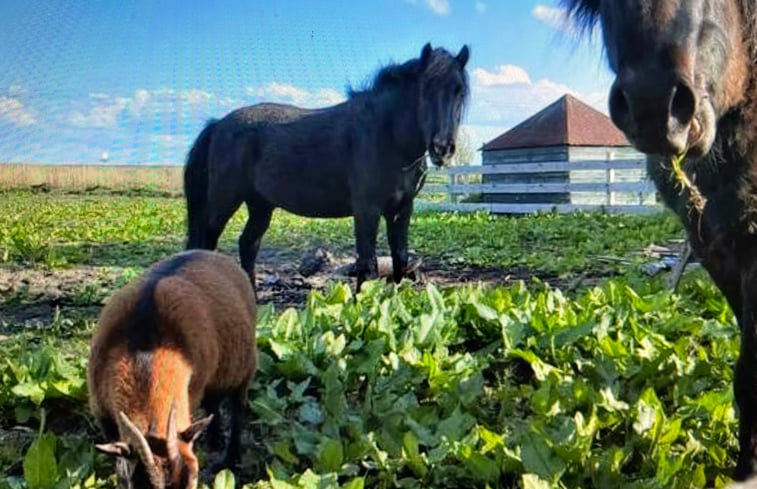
[{"x1": 562, "y1": 95, "x2": 570, "y2": 146}]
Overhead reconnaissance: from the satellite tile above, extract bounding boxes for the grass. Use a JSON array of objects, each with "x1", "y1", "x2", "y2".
[{"x1": 0, "y1": 190, "x2": 683, "y2": 278}]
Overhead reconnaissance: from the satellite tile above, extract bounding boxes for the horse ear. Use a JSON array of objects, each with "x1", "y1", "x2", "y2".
[
  {"x1": 179, "y1": 415, "x2": 214, "y2": 444},
  {"x1": 420, "y1": 43, "x2": 433, "y2": 68},
  {"x1": 456, "y1": 45, "x2": 470, "y2": 68}
]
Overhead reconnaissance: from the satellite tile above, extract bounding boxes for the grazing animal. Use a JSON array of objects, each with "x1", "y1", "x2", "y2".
[
  {"x1": 183, "y1": 43, "x2": 470, "y2": 292},
  {"x1": 563, "y1": 0, "x2": 757, "y2": 479},
  {"x1": 88, "y1": 250, "x2": 257, "y2": 488}
]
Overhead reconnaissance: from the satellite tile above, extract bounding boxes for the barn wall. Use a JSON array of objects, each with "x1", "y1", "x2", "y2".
[{"x1": 481, "y1": 146, "x2": 569, "y2": 204}]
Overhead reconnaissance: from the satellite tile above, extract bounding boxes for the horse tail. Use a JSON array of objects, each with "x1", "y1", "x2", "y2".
[{"x1": 184, "y1": 118, "x2": 218, "y2": 249}]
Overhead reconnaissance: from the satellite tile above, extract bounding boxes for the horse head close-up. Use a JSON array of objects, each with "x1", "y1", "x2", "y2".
[{"x1": 564, "y1": 0, "x2": 757, "y2": 479}]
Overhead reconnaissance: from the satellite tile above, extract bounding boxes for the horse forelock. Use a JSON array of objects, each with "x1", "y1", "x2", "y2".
[{"x1": 426, "y1": 48, "x2": 470, "y2": 97}]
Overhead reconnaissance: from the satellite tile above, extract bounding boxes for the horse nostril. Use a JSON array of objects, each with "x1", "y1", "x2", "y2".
[
  {"x1": 608, "y1": 83, "x2": 630, "y2": 130},
  {"x1": 670, "y1": 81, "x2": 696, "y2": 126},
  {"x1": 449, "y1": 143, "x2": 456, "y2": 155}
]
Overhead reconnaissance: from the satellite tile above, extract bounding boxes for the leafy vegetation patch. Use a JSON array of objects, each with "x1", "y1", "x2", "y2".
[
  {"x1": 0, "y1": 275, "x2": 741, "y2": 488},
  {"x1": 3, "y1": 189, "x2": 729, "y2": 488}
]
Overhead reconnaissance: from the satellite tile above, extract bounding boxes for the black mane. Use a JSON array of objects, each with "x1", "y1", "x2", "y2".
[
  {"x1": 562, "y1": 0, "x2": 757, "y2": 53},
  {"x1": 560, "y1": 0, "x2": 600, "y2": 32},
  {"x1": 348, "y1": 48, "x2": 469, "y2": 99}
]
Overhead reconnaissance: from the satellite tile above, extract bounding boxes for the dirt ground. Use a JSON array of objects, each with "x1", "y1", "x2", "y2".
[{"x1": 0, "y1": 245, "x2": 595, "y2": 329}]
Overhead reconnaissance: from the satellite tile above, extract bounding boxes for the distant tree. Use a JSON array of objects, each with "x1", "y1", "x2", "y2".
[
  {"x1": 451, "y1": 128, "x2": 474, "y2": 167},
  {"x1": 450, "y1": 129, "x2": 478, "y2": 186}
]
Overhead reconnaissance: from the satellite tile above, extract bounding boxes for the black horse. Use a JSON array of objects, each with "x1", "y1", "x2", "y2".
[
  {"x1": 183, "y1": 43, "x2": 469, "y2": 292},
  {"x1": 564, "y1": 0, "x2": 757, "y2": 480}
]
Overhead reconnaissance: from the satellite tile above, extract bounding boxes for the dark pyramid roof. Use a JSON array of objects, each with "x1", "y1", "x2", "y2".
[{"x1": 481, "y1": 94, "x2": 630, "y2": 151}]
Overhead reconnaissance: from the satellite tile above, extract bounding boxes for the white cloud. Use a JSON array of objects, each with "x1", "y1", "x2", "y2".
[
  {"x1": 179, "y1": 88, "x2": 214, "y2": 105},
  {"x1": 532, "y1": 4, "x2": 568, "y2": 30},
  {"x1": 69, "y1": 96, "x2": 130, "y2": 128},
  {"x1": 8, "y1": 84, "x2": 27, "y2": 97},
  {"x1": 427, "y1": 0, "x2": 450, "y2": 15},
  {"x1": 68, "y1": 89, "x2": 242, "y2": 128},
  {"x1": 475, "y1": 2, "x2": 487, "y2": 13},
  {"x1": 0, "y1": 96, "x2": 37, "y2": 126},
  {"x1": 149, "y1": 133, "x2": 193, "y2": 153},
  {"x1": 246, "y1": 82, "x2": 346, "y2": 108},
  {"x1": 466, "y1": 64, "x2": 610, "y2": 129},
  {"x1": 472, "y1": 65, "x2": 531, "y2": 86},
  {"x1": 405, "y1": 0, "x2": 450, "y2": 16}
]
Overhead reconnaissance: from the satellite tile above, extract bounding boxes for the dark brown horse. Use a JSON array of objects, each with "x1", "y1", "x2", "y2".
[
  {"x1": 563, "y1": 0, "x2": 757, "y2": 480},
  {"x1": 183, "y1": 43, "x2": 469, "y2": 293}
]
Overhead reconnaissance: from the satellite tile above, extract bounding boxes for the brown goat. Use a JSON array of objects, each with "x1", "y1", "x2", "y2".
[{"x1": 88, "y1": 250, "x2": 257, "y2": 489}]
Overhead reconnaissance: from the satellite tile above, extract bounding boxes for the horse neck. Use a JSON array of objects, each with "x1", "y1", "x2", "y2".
[{"x1": 373, "y1": 86, "x2": 426, "y2": 160}]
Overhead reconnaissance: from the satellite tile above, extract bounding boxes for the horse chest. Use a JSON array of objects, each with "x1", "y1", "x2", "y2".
[{"x1": 388, "y1": 171, "x2": 425, "y2": 204}]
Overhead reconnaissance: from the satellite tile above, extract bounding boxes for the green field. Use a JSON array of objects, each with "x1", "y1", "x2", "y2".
[{"x1": 0, "y1": 189, "x2": 742, "y2": 488}]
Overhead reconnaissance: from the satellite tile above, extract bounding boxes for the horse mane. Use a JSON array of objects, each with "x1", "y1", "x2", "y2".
[
  {"x1": 348, "y1": 47, "x2": 469, "y2": 99},
  {"x1": 560, "y1": 0, "x2": 600, "y2": 33},
  {"x1": 562, "y1": 0, "x2": 757, "y2": 57}
]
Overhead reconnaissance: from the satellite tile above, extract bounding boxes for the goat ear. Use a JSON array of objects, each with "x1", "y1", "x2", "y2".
[
  {"x1": 179, "y1": 415, "x2": 214, "y2": 444},
  {"x1": 456, "y1": 45, "x2": 470, "y2": 68},
  {"x1": 96, "y1": 441, "x2": 131, "y2": 457},
  {"x1": 420, "y1": 43, "x2": 433, "y2": 68}
]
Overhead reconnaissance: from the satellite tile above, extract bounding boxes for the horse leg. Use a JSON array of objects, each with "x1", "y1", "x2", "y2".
[
  {"x1": 735, "y1": 260, "x2": 757, "y2": 480},
  {"x1": 204, "y1": 191, "x2": 243, "y2": 251},
  {"x1": 354, "y1": 208, "x2": 381, "y2": 292},
  {"x1": 710, "y1": 250, "x2": 751, "y2": 480},
  {"x1": 239, "y1": 200, "x2": 273, "y2": 294},
  {"x1": 385, "y1": 200, "x2": 413, "y2": 283}
]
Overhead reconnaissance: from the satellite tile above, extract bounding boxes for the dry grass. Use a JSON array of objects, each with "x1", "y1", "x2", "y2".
[{"x1": 0, "y1": 163, "x2": 183, "y2": 194}]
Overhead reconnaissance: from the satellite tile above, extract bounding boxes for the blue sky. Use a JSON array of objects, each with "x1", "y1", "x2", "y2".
[{"x1": 0, "y1": 0, "x2": 612, "y2": 165}]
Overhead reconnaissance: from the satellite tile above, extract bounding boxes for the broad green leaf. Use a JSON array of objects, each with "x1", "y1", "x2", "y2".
[
  {"x1": 316, "y1": 438, "x2": 344, "y2": 473},
  {"x1": 213, "y1": 470, "x2": 235, "y2": 489},
  {"x1": 520, "y1": 432, "x2": 565, "y2": 481},
  {"x1": 12, "y1": 382, "x2": 46, "y2": 406},
  {"x1": 521, "y1": 473, "x2": 552, "y2": 489},
  {"x1": 341, "y1": 478, "x2": 364, "y2": 489},
  {"x1": 23, "y1": 433, "x2": 58, "y2": 489}
]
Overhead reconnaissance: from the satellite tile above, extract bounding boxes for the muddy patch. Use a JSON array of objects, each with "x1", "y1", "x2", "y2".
[
  {"x1": 0, "y1": 264, "x2": 125, "y2": 328},
  {"x1": 0, "y1": 245, "x2": 611, "y2": 327}
]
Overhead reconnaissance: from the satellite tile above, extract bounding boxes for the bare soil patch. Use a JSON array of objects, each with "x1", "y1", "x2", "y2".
[{"x1": 0, "y1": 245, "x2": 621, "y2": 328}]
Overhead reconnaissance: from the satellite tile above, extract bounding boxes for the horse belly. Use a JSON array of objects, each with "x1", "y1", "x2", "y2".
[
  {"x1": 280, "y1": 191, "x2": 353, "y2": 218},
  {"x1": 256, "y1": 170, "x2": 353, "y2": 218}
]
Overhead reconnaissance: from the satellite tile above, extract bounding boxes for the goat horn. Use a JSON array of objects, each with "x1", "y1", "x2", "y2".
[
  {"x1": 166, "y1": 401, "x2": 180, "y2": 462},
  {"x1": 117, "y1": 411, "x2": 155, "y2": 467}
]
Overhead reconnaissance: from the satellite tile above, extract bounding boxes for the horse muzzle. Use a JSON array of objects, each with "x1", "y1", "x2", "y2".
[
  {"x1": 429, "y1": 137, "x2": 456, "y2": 166},
  {"x1": 607, "y1": 68, "x2": 717, "y2": 157}
]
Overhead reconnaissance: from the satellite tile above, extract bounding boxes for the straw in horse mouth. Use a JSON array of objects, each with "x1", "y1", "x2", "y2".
[{"x1": 670, "y1": 152, "x2": 707, "y2": 213}]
